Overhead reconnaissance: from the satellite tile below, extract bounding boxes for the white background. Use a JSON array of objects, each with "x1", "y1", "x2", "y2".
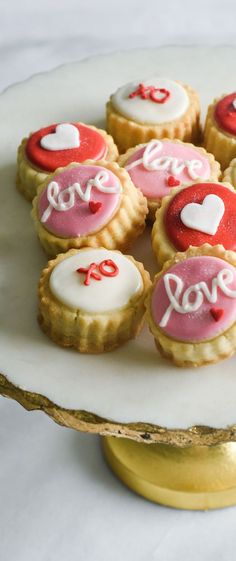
[{"x1": 1, "y1": 1, "x2": 236, "y2": 560}]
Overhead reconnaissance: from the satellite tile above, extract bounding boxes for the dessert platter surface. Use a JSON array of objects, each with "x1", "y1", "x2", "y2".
[{"x1": 1, "y1": 46, "x2": 236, "y2": 446}]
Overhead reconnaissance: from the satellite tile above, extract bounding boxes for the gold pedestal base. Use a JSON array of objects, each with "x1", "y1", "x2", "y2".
[{"x1": 103, "y1": 436, "x2": 236, "y2": 510}]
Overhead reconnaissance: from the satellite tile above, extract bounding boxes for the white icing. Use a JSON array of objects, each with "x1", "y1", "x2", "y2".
[
  {"x1": 159, "y1": 269, "x2": 236, "y2": 327},
  {"x1": 41, "y1": 170, "x2": 122, "y2": 223},
  {"x1": 40, "y1": 123, "x2": 80, "y2": 151},
  {"x1": 180, "y1": 194, "x2": 225, "y2": 235},
  {"x1": 111, "y1": 78, "x2": 189, "y2": 125},
  {"x1": 232, "y1": 99, "x2": 236, "y2": 110},
  {"x1": 50, "y1": 249, "x2": 143, "y2": 313},
  {"x1": 126, "y1": 140, "x2": 203, "y2": 180}
]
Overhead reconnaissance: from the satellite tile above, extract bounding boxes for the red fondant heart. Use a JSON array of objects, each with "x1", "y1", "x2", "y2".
[
  {"x1": 167, "y1": 175, "x2": 181, "y2": 187},
  {"x1": 89, "y1": 201, "x2": 102, "y2": 214},
  {"x1": 210, "y1": 308, "x2": 224, "y2": 322}
]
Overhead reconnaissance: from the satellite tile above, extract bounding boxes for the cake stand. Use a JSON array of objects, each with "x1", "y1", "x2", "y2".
[{"x1": 1, "y1": 47, "x2": 236, "y2": 510}]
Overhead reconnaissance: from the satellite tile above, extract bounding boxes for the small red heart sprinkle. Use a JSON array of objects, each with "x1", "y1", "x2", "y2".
[
  {"x1": 89, "y1": 201, "x2": 102, "y2": 214},
  {"x1": 210, "y1": 308, "x2": 224, "y2": 322},
  {"x1": 167, "y1": 175, "x2": 181, "y2": 188}
]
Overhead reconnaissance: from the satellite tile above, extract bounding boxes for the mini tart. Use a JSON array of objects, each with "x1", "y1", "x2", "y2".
[
  {"x1": 118, "y1": 138, "x2": 220, "y2": 221},
  {"x1": 17, "y1": 122, "x2": 118, "y2": 201},
  {"x1": 203, "y1": 93, "x2": 236, "y2": 170},
  {"x1": 106, "y1": 77, "x2": 201, "y2": 153},
  {"x1": 152, "y1": 181, "x2": 236, "y2": 267},
  {"x1": 38, "y1": 247, "x2": 151, "y2": 353},
  {"x1": 145, "y1": 244, "x2": 236, "y2": 367},
  {"x1": 223, "y1": 157, "x2": 236, "y2": 188},
  {"x1": 31, "y1": 159, "x2": 148, "y2": 257}
]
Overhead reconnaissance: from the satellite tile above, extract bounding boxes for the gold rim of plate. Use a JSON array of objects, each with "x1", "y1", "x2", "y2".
[{"x1": 1, "y1": 372, "x2": 236, "y2": 447}]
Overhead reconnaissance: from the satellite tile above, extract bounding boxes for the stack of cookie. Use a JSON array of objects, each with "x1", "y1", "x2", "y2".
[{"x1": 16, "y1": 77, "x2": 236, "y2": 367}]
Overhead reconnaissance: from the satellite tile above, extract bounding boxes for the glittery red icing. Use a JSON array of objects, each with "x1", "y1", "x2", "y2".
[
  {"x1": 167, "y1": 175, "x2": 181, "y2": 187},
  {"x1": 98, "y1": 259, "x2": 119, "y2": 277},
  {"x1": 26, "y1": 123, "x2": 107, "y2": 172},
  {"x1": 129, "y1": 83, "x2": 170, "y2": 104},
  {"x1": 214, "y1": 93, "x2": 236, "y2": 136},
  {"x1": 89, "y1": 201, "x2": 102, "y2": 214},
  {"x1": 165, "y1": 183, "x2": 236, "y2": 251},
  {"x1": 77, "y1": 260, "x2": 119, "y2": 285},
  {"x1": 210, "y1": 308, "x2": 224, "y2": 322}
]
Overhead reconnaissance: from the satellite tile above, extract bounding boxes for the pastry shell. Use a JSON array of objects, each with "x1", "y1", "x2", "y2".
[
  {"x1": 16, "y1": 123, "x2": 119, "y2": 202},
  {"x1": 31, "y1": 160, "x2": 148, "y2": 257},
  {"x1": 118, "y1": 139, "x2": 221, "y2": 222},
  {"x1": 223, "y1": 157, "x2": 236, "y2": 188},
  {"x1": 145, "y1": 244, "x2": 236, "y2": 367},
  {"x1": 203, "y1": 98, "x2": 236, "y2": 170},
  {"x1": 38, "y1": 247, "x2": 151, "y2": 353},
  {"x1": 106, "y1": 82, "x2": 201, "y2": 153},
  {"x1": 152, "y1": 180, "x2": 234, "y2": 267}
]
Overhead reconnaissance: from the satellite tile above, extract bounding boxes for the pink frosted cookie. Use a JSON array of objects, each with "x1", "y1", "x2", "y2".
[
  {"x1": 31, "y1": 160, "x2": 148, "y2": 257},
  {"x1": 17, "y1": 122, "x2": 118, "y2": 201},
  {"x1": 145, "y1": 245, "x2": 236, "y2": 367},
  {"x1": 119, "y1": 139, "x2": 220, "y2": 221}
]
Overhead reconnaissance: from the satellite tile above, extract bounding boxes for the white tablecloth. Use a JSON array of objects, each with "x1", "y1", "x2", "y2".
[{"x1": 1, "y1": 1, "x2": 236, "y2": 559}]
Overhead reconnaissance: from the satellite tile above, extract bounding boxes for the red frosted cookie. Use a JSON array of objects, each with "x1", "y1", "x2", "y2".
[
  {"x1": 204, "y1": 93, "x2": 236, "y2": 169},
  {"x1": 16, "y1": 122, "x2": 118, "y2": 201},
  {"x1": 152, "y1": 181, "x2": 236, "y2": 266}
]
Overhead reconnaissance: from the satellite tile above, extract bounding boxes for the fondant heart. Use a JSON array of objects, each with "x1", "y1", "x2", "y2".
[
  {"x1": 180, "y1": 194, "x2": 225, "y2": 235},
  {"x1": 167, "y1": 175, "x2": 181, "y2": 187},
  {"x1": 89, "y1": 201, "x2": 102, "y2": 214},
  {"x1": 210, "y1": 307, "x2": 224, "y2": 322},
  {"x1": 40, "y1": 123, "x2": 80, "y2": 151}
]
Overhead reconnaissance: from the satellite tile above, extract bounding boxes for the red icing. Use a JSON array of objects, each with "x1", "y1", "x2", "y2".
[
  {"x1": 149, "y1": 88, "x2": 170, "y2": 104},
  {"x1": 25, "y1": 123, "x2": 107, "y2": 172},
  {"x1": 210, "y1": 307, "x2": 224, "y2": 322},
  {"x1": 165, "y1": 183, "x2": 236, "y2": 251},
  {"x1": 167, "y1": 175, "x2": 181, "y2": 187},
  {"x1": 129, "y1": 83, "x2": 149, "y2": 99},
  {"x1": 129, "y1": 83, "x2": 170, "y2": 104},
  {"x1": 98, "y1": 259, "x2": 119, "y2": 277},
  {"x1": 77, "y1": 259, "x2": 119, "y2": 285},
  {"x1": 77, "y1": 263, "x2": 102, "y2": 286},
  {"x1": 214, "y1": 93, "x2": 236, "y2": 136},
  {"x1": 89, "y1": 201, "x2": 102, "y2": 214}
]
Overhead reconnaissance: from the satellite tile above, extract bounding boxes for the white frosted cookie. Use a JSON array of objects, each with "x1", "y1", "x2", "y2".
[
  {"x1": 106, "y1": 77, "x2": 200, "y2": 152},
  {"x1": 38, "y1": 247, "x2": 151, "y2": 353}
]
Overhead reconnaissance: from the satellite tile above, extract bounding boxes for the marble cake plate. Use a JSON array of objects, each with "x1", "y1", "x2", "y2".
[{"x1": 1, "y1": 47, "x2": 236, "y2": 509}]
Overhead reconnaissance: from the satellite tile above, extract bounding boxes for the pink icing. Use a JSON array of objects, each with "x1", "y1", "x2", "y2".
[
  {"x1": 38, "y1": 165, "x2": 121, "y2": 238},
  {"x1": 125, "y1": 141, "x2": 211, "y2": 200},
  {"x1": 152, "y1": 256, "x2": 236, "y2": 342}
]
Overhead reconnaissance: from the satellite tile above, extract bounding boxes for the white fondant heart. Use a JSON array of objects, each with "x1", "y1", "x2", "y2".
[
  {"x1": 40, "y1": 123, "x2": 80, "y2": 151},
  {"x1": 180, "y1": 194, "x2": 225, "y2": 235}
]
